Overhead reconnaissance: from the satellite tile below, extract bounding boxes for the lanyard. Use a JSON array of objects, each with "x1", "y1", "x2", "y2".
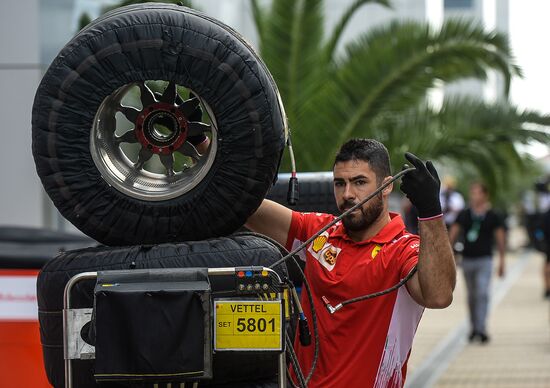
[{"x1": 466, "y1": 211, "x2": 485, "y2": 243}]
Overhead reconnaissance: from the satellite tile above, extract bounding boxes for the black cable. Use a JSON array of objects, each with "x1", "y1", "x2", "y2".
[
  {"x1": 286, "y1": 369, "x2": 299, "y2": 388},
  {"x1": 322, "y1": 266, "x2": 417, "y2": 313},
  {"x1": 268, "y1": 167, "x2": 415, "y2": 269},
  {"x1": 286, "y1": 332, "x2": 306, "y2": 388},
  {"x1": 232, "y1": 231, "x2": 319, "y2": 385},
  {"x1": 286, "y1": 255, "x2": 319, "y2": 386}
]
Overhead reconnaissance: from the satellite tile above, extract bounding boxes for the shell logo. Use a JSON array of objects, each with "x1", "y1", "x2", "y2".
[
  {"x1": 371, "y1": 244, "x2": 382, "y2": 259},
  {"x1": 312, "y1": 235, "x2": 327, "y2": 253}
]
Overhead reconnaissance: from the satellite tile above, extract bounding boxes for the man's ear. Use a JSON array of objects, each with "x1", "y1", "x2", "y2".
[{"x1": 382, "y1": 176, "x2": 393, "y2": 196}]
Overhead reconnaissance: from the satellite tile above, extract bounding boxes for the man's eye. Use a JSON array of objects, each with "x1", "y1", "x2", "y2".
[
  {"x1": 355, "y1": 180, "x2": 366, "y2": 186},
  {"x1": 334, "y1": 181, "x2": 344, "y2": 187}
]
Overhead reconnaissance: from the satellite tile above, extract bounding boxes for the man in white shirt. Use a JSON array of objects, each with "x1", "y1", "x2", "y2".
[{"x1": 440, "y1": 176, "x2": 465, "y2": 230}]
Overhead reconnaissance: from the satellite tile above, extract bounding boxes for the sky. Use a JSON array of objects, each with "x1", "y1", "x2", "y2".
[{"x1": 509, "y1": 1, "x2": 550, "y2": 159}]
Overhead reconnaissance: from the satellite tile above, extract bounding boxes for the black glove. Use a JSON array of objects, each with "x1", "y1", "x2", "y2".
[{"x1": 400, "y1": 152, "x2": 442, "y2": 218}]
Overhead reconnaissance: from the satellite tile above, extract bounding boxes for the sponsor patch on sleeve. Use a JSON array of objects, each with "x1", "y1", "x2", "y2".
[{"x1": 307, "y1": 232, "x2": 341, "y2": 271}]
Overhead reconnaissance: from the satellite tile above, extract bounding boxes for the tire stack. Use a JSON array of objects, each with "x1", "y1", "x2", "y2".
[{"x1": 32, "y1": 4, "x2": 287, "y2": 387}]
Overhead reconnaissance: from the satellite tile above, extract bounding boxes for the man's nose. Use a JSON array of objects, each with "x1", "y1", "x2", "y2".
[{"x1": 342, "y1": 184, "x2": 355, "y2": 200}]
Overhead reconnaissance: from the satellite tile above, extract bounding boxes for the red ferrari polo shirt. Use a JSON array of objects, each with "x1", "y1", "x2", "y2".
[{"x1": 286, "y1": 211, "x2": 423, "y2": 388}]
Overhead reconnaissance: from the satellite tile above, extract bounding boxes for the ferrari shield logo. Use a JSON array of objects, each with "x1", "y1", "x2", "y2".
[{"x1": 371, "y1": 244, "x2": 382, "y2": 259}]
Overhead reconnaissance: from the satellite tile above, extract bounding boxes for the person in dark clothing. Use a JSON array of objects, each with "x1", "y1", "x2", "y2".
[
  {"x1": 543, "y1": 208, "x2": 550, "y2": 298},
  {"x1": 449, "y1": 181, "x2": 506, "y2": 344}
]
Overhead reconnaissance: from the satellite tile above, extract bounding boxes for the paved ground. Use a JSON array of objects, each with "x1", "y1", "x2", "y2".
[{"x1": 406, "y1": 230, "x2": 550, "y2": 387}]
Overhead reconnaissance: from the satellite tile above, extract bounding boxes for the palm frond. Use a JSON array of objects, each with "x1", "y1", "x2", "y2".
[
  {"x1": 326, "y1": 19, "x2": 520, "y2": 156},
  {"x1": 323, "y1": 0, "x2": 391, "y2": 62},
  {"x1": 250, "y1": 0, "x2": 265, "y2": 41},
  {"x1": 249, "y1": 0, "x2": 542, "y2": 209},
  {"x1": 381, "y1": 97, "x2": 550, "y2": 197},
  {"x1": 258, "y1": 0, "x2": 325, "y2": 118}
]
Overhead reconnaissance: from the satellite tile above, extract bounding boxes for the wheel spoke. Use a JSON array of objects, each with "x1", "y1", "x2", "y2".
[
  {"x1": 176, "y1": 142, "x2": 201, "y2": 160},
  {"x1": 102, "y1": 114, "x2": 117, "y2": 134},
  {"x1": 159, "y1": 81, "x2": 177, "y2": 104},
  {"x1": 159, "y1": 153, "x2": 175, "y2": 176},
  {"x1": 115, "y1": 130, "x2": 138, "y2": 144},
  {"x1": 118, "y1": 106, "x2": 139, "y2": 122},
  {"x1": 187, "y1": 121, "x2": 211, "y2": 137},
  {"x1": 134, "y1": 147, "x2": 154, "y2": 169},
  {"x1": 179, "y1": 97, "x2": 200, "y2": 117},
  {"x1": 138, "y1": 82, "x2": 156, "y2": 107}
]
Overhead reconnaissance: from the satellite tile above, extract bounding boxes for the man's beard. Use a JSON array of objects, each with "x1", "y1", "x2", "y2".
[{"x1": 339, "y1": 195, "x2": 384, "y2": 232}]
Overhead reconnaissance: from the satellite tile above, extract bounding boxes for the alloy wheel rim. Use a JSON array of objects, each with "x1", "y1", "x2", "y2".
[{"x1": 90, "y1": 80, "x2": 218, "y2": 201}]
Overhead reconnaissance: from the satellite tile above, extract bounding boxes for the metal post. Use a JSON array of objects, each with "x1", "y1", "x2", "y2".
[
  {"x1": 63, "y1": 272, "x2": 97, "y2": 388},
  {"x1": 278, "y1": 291, "x2": 287, "y2": 388}
]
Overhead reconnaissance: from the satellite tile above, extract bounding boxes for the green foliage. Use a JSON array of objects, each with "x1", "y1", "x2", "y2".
[
  {"x1": 251, "y1": 0, "x2": 549, "y2": 206},
  {"x1": 78, "y1": 12, "x2": 93, "y2": 30},
  {"x1": 379, "y1": 97, "x2": 549, "y2": 205}
]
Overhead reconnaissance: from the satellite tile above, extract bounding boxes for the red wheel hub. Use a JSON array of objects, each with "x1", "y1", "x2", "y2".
[{"x1": 134, "y1": 102, "x2": 189, "y2": 155}]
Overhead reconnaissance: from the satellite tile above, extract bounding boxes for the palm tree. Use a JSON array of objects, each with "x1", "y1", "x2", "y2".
[
  {"x1": 378, "y1": 97, "x2": 549, "y2": 204},
  {"x1": 250, "y1": 0, "x2": 549, "y2": 188},
  {"x1": 85, "y1": 0, "x2": 550, "y2": 202}
]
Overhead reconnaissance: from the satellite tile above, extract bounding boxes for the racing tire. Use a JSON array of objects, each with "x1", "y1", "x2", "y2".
[
  {"x1": 32, "y1": 4, "x2": 286, "y2": 246},
  {"x1": 37, "y1": 235, "x2": 289, "y2": 388}
]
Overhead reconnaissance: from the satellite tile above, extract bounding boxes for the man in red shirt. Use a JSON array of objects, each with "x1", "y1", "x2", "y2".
[{"x1": 246, "y1": 138, "x2": 456, "y2": 387}]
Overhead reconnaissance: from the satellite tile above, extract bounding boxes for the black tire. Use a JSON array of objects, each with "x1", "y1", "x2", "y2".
[
  {"x1": 32, "y1": 4, "x2": 286, "y2": 246},
  {"x1": 0, "y1": 226, "x2": 95, "y2": 269},
  {"x1": 37, "y1": 235, "x2": 289, "y2": 387},
  {"x1": 267, "y1": 172, "x2": 339, "y2": 215}
]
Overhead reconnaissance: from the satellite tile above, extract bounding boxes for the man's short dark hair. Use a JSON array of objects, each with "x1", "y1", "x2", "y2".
[{"x1": 334, "y1": 138, "x2": 391, "y2": 181}]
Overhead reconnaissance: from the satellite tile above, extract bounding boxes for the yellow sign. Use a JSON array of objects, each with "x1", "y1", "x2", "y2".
[{"x1": 214, "y1": 300, "x2": 282, "y2": 351}]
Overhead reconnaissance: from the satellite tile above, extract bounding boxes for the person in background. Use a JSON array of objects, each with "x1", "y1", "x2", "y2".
[
  {"x1": 543, "y1": 207, "x2": 550, "y2": 298},
  {"x1": 439, "y1": 175, "x2": 465, "y2": 229},
  {"x1": 440, "y1": 176, "x2": 465, "y2": 231},
  {"x1": 527, "y1": 176, "x2": 550, "y2": 299},
  {"x1": 449, "y1": 181, "x2": 506, "y2": 344}
]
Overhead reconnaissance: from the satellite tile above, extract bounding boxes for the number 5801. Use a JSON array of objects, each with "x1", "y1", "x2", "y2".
[{"x1": 236, "y1": 317, "x2": 276, "y2": 332}]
